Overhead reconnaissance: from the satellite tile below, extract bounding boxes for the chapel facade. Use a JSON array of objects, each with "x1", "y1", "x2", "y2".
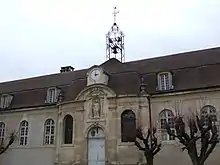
[
  {"x1": 0, "y1": 48, "x2": 220, "y2": 165},
  {"x1": 0, "y1": 7, "x2": 220, "y2": 165}
]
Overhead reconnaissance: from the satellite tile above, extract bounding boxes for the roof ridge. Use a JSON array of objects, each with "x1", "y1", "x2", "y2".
[
  {"x1": 125, "y1": 46, "x2": 220, "y2": 64},
  {"x1": 0, "y1": 68, "x2": 88, "y2": 85}
]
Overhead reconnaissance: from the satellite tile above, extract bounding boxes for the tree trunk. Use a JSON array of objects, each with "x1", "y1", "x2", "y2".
[
  {"x1": 188, "y1": 152, "x2": 204, "y2": 165},
  {"x1": 145, "y1": 152, "x2": 153, "y2": 165}
]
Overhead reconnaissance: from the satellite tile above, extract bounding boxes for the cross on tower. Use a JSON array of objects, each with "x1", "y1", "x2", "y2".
[{"x1": 113, "y1": 7, "x2": 119, "y2": 24}]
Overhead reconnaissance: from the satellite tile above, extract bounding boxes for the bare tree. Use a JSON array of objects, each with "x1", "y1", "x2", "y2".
[
  {"x1": 0, "y1": 132, "x2": 16, "y2": 155},
  {"x1": 166, "y1": 115, "x2": 219, "y2": 165},
  {"x1": 134, "y1": 127, "x2": 162, "y2": 165}
]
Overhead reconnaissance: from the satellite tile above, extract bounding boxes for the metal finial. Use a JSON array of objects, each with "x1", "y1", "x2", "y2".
[
  {"x1": 140, "y1": 76, "x2": 147, "y2": 94},
  {"x1": 113, "y1": 7, "x2": 119, "y2": 24}
]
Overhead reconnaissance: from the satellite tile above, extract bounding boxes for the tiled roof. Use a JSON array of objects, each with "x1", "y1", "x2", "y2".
[{"x1": 1, "y1": 47, "x2": 220, "y2": 109}]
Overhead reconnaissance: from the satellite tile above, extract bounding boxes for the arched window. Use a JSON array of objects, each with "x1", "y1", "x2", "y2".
[
  {"x1": 63, "y1": 115, "x2": 73, "y2": 144},
  {"x1": 121, "y1": 110, "x2": 136, "y2": 142},
  {"x1": 19, "y1": 120, "x2": 29, "y2": 145},
  {"x1": 44, "y1": 119, "x2": 55, "y2": 145},
  {"x1": 0, "y1": 122, "x2": 5, "y2": 143},
  {"x1": 159, "y1": 109, "x2": 175, "y2": 141},
  {"x1": 201, "y1": 105, "x2": 218, "y2": 128}
]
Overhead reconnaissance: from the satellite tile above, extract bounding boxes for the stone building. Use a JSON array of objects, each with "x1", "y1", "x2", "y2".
[{"x1": 0, "y1": 47, "x2": 220, "y2": 165}]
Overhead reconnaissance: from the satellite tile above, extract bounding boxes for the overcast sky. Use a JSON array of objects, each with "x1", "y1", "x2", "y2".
[{"x1": 0, "y1": 0, "x2": 220, "y2": 82}]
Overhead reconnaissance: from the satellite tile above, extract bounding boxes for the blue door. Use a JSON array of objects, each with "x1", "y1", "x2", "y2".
[{"x1": 88, "y1": 127, "x2": 105, "y2": 165}]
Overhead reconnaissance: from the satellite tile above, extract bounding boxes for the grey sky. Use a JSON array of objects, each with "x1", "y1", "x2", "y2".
[{"x1": 0, "y1": 0, "x2": 220, "y2": 82}]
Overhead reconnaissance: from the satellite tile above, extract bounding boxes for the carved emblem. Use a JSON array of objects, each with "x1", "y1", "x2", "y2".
[{"x1": 87, "y1": 87, "x2": 106, "y2": 99}]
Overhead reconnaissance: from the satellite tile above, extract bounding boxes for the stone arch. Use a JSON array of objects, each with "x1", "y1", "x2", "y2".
[
  {"x1": 87, "y1": 126, "x2": 105, "y2": 139},
  {"x1": 84, "y1": 123, "x2": 106, "y2": 138}
]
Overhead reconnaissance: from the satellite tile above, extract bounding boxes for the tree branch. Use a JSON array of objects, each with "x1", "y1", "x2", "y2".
[
  {"x1": 153, "y1": 143, "x2": 161, "y2": 156},
  {"x1": 200, "y1": 140, "x2": 218, "y2": 164},
  {"x1": 167, "y1": 114, "x2": 219, "y2": 165},
  {"x1": 134, "y1": 140, "x2": 146, "y2": 151},
  {"x1": 134, "y1": 127, "x2": 161, "y2": 165},
  {"x1": 0, "y1": 133, "x2": 15, "y2": 155}
]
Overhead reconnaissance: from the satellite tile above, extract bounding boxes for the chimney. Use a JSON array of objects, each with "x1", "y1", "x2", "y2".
[{"x1": 60, "y1": 66, "x2": 74, "y2": 73}]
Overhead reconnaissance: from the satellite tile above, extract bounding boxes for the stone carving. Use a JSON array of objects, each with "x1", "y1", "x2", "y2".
[
  {"x1": 87, "y1": 87, "x2": 106, "y2": 99},
  {"x1": 87, "y1": 87, "x2": 106, "y2": 119},
  {"x1": 92, "y1": 97, "x2": 101, "y2": 118}
]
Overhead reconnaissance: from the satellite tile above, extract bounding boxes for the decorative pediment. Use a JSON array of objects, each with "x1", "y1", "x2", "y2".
[
  {"x1": 87, "y1": 87, "x2": 106, "y2": 100},
  {"x1": 75, "y1": 85, "x2": 116, "y2": 101}
]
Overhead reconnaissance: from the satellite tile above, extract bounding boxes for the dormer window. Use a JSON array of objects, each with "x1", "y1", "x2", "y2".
[
  {"x1": 157, "y1": 72, "x2": 173, "y2": 91},
  {"x1": 46, "y1": 87, "x2": 61, "y2": 104},
  {"x1": 0, "y1": 94, "x2": 13, "y2": 109}
]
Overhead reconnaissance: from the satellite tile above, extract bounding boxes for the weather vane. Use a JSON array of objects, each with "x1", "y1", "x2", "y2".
[{"x1": 113, "y1": 7, "x2": 119, "y2": 24}]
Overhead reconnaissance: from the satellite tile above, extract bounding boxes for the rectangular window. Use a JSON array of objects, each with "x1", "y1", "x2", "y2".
[
  {"x1": 160, "y1": 73, "x2": 169, "y2": 90},
  {"x1": 48, "y1": 88, "x2": 56, "y2": 103},
  {"x1": 1, "y1": 95, "x2": 9, "y2": 108},
  {"x1": 0, "y1": 95, "x2": 13, "y2": 109}
]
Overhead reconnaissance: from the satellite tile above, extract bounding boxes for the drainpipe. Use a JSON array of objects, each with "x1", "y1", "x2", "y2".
[{"x1": 147, "y1": 95, "x2": 153, "y2": 149}]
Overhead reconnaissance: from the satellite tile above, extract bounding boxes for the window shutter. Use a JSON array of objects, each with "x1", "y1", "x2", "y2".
[
  {"x1": 0, "y1": 96, "x2": 4, "y2": 108},
  {"x1": 55, "y1": 88, "x2": 61, "y2": 103},
  {"x1": 7, "y1": 95, "x2": 13, "y2": 108}
]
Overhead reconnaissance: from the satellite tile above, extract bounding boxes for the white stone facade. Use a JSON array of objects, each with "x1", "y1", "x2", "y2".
[{"x1": 0, "y1": 85, "x2": 220, "y2": 165}]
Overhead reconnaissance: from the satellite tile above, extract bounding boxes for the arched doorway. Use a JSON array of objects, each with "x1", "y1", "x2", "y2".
[{"x1": 88, "y1": 127, "x2": 105, "y2": 165}]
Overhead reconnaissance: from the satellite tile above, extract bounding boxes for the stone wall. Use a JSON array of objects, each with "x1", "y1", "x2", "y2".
[
  {"x1": 0, "y1": 107, "x2": 57, "y2": 165},
  {"x1": 0, "y1": 88, "x2": 220, "y2": 165}
]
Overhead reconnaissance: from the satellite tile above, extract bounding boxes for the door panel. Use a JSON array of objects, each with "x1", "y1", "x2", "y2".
[{"x1": 88, "y1": 138, "x2": 105, "y2": 165}]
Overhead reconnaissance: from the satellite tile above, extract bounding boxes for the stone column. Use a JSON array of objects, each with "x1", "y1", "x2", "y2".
[
  {"x1": 107, "y1": 98, "x2": 118, "y2": 164},
  {"x1": 138, "y1": 95, "x2": 149, "y2": 128},
  {"x1": 55, "y1": 104, "x2": 63, "y2": 165}
]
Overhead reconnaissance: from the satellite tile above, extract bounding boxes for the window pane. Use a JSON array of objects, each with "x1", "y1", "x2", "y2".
[
  {"x1": 50, "y1": 136, "x2": 54, "y2": 144},
  {"x1": 44, "y1": 119, "x2": 55, "y2": 145},
  {"x1": 20, "y1": 137, "x2": 24, "y2": 145},
  {"x1": 121, "y1": 110, "x2": 136, "y2": 142},
  {"x1": 160, "y1": 119, "x2": 166, "y2": 129},
  {"x1": 64, "y1": 115, "x2": 73, "y2": 144},
  {"x1": 160, "y1": 73, "x2": 169, "y2": 90},
  {"x1": 201, "y1": 105, "x2": 218, "y2": 128},
  {"x1": 161, "y1": 132, "x2": 168, "y2": 141},
  {"x1": 48, "y1": 89, "x2": 56, "y2": 103},
  {"x1": 19, "y1": 121, "x2": 28, "y2": 145},
  {"x1": 0, "y1": 122, "x2": 5, "y2": 139},
  {"x1": 159, "y1": 110, "x2": 174, "y2": 141},
  {"x1": 169, "y1": 129, "x2": 175, "y2": 140}
]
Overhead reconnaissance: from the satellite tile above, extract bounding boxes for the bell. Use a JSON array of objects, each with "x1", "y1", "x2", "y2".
[
  {"x1": 112, "y1": 47, "x2": 118, "y2": 54},
  {"x1": 109, "y1": 38, "x2": 113, "y2": 43}
]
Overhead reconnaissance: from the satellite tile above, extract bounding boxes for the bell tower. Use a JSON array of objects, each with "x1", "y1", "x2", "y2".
[{"x1": 106, "y1": 7, "x2": 125, "y2": 62}]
